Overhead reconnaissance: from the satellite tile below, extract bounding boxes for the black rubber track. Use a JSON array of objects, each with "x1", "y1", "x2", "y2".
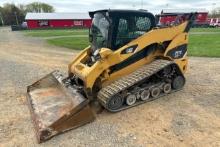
[{"x1": 97, "y1": 59, "x2": 185, "y2": 112}]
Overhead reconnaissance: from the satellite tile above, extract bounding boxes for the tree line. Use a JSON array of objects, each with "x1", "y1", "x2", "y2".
[
  {"x1": 210, "y1": 7, "x2": 220, "y2": 18},
  {"x1": 0, "y1": 2, "x2": 220, "y2": 26},
  {"x1": 0, "y1": 2, "x2": 54, "y2": 26}
]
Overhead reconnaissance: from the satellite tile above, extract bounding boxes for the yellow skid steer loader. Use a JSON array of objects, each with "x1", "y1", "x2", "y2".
[{"x1": 27, "y1": 9, "x2": 196, "y2": 143}]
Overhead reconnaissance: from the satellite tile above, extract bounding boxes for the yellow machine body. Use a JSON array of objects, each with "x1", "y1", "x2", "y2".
[{"x1": 68, "y1": 22, "x2": 189, "y2": 91}]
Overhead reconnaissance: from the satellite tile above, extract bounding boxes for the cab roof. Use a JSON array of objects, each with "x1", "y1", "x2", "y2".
[{"x1": 89, "y1": 9, "x2": 154, "y2": 18}]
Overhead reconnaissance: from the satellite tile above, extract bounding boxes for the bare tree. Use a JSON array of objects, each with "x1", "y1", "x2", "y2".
[
  {"x1": 0, "y1": 2, "x2": 55, "y2": 25},
  {"x1": 1, "y1": 3, "x2": 25, "y2": 25},
  {"x1": 25, "y1": 2, "x2": 55, "y2": 13},
  {"x1": 0, "y1": 6, "x2": 4, "y2": 26},
  {"x1": 210, "y1": 7, "x2": 220, "y2": 18}
]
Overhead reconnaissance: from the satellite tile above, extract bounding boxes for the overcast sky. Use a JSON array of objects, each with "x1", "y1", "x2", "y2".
[{"x1": 0, "y1": 0, "x2": 219, "y2": 14}]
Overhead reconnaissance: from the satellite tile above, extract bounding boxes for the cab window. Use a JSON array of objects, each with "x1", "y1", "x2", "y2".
[{"x1": 114, "y1": 15, "x2": 152, "y2": 49}]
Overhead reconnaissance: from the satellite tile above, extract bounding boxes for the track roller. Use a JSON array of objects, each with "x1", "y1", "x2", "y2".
[
  {"x1": 163, "y1": 83, "x2": 172, "y2": 93},
  {"x1": 126, "y1": 94, "x2": 137, "y2": 106},
  {"x1": 140, "y1": 90, "x2": 150, "y2": 101},
  {"x1": 151, "y1": 87, "x2": 160, "y2": 98}
]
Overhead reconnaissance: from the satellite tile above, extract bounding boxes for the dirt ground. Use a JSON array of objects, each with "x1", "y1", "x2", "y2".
[{"x1": 0, "y1": 27, "x2": 220, "y2": 147}]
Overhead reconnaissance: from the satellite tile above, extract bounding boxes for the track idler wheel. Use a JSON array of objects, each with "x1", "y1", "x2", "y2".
[
  {"x1": 108, "y1": 94, "x2": 124, "y2": 110},
  {"x1": 126, "y1": 94, "x2": 136, "y2": 106},
  {"x1": 172, "y1": 76, "x2": 185, "y2": 90},
  {"x1": 151, "y1": 87, "x2": 160, "y2": 98}
]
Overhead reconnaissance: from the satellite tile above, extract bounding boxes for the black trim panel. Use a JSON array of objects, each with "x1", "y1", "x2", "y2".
[
  {"x1": 166, "y1": 44, "x2": 187, "y2": 59},
  {"x1": 109, "y1": 44, "x2": 156, "y2": 74}
]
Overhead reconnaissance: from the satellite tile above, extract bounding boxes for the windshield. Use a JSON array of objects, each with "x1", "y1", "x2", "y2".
[{"x1": 90, "y1": 13, "x2": 109, "y2": 51}]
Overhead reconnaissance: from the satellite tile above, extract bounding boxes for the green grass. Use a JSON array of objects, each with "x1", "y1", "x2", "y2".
[
  {"x1": 191, "y1": 28, "x2": 220, "y2": 32},
  {"x1": 47, "y1": 37, "x2": 89, "y2": 50},
  {"x1": 24, "y1": 28, "x2": 88, "y2": 37},
  {"x1": 47, "y1": 34, "x2": 220, "y2": 57},
  {"x1": 24, "y1": 28, "x2": 220, "y2": 57},
  {"x1": 188, "y1": 33, "x2": 220, "y2": 57}
]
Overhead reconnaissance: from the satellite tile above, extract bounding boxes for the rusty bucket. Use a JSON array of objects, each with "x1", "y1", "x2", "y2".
[{"x1": 27, "y1": 71, "x2": 95, "y2": 143}]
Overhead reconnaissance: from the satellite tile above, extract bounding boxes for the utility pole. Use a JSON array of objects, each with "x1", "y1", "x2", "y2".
[
  {"x1": 132, "y1": 4, "x2": 136, "y2": 9},
  {"x1": 0, "y1": 12, "x2": 4, "y2": 26},
  {"x1": 141, "y1": 0, "x2": 143, "y2": 9},
  {"x1": 211, "y1": 3, "x2": 216, "y2": 17},
  {"x1": 14, "y1": 12, "x2": 19, "y2": 25},
  {"x1": 212, "y1": 3, "x2": 216, "y2": 9},
  {"x1": 38, "y1": 2, "x2": 41, "y2": 13}
]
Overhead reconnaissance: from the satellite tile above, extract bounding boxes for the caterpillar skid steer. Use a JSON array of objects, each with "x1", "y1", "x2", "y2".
[{"x1": 27, "y1": 9, "x2": 196, "y2": 143}]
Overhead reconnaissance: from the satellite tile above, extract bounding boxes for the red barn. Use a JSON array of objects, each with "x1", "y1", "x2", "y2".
[
  {"x1": 25, "y1": 13, "x2": 92, "y2": 29},
  {"x1": 159, "y1": 9, "x2": 209, "y2": 27}
]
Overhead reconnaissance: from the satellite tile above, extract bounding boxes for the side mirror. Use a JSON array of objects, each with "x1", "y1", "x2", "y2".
[
  {"x1": 99, "y1": 48, "x2": 113, "y2": 58},
  {"x1": 89, "y1": 28, "x2": 93, "y2": 42}
]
